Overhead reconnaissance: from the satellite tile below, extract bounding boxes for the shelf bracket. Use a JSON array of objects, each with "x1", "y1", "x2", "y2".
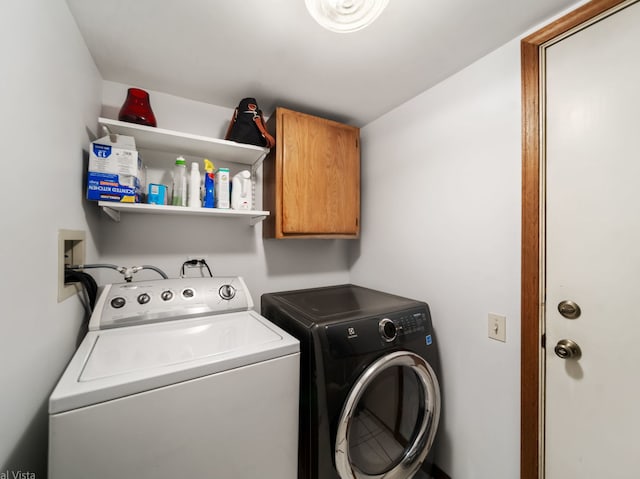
[
  {"x1": 101, "y1": 124, "x2": 118, "y2": 143},
  {"x1": 101, "y1": 205, "x2": 121, "y2": 222},
  {"x1": 251, "y1": 152, "x2": 268, "y2": 175},
  {"x1": 250, "y1": 214, "x2": 268, "y2": 226}
]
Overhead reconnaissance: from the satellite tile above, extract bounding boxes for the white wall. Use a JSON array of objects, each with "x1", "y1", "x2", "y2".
[
  {"x1": 96, "y1": 82, "x2": 352, "y2": 309},
  {"x1": 0, "y1": 0, "x2": 102, "y2": 475},
  {"x1": 351, "y1": 39, "x2": 522, "y2": 478},
  {"x1": 0, "y1": 2, "x2": 585, "y2": 476}
]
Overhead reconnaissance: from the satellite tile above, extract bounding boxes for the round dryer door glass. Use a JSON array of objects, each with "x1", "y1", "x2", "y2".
[{"x1": 335, "y1": 351, "x2": 441, "y2": 479}]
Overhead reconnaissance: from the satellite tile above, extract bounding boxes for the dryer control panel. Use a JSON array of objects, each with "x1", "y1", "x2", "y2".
[
  {"x1": 325, "y1": 307, "x2": 432, "y2": 358},
  {"x1": 89, "y1": 276, "x2": 253, "y2": 330}
]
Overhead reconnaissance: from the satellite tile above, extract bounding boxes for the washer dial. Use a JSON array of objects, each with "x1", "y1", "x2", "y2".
[
  {"x1": 182, "y1": 288, "x2": 195, "y2": 299},
  {"x1": 379, "y1": 318, "x2": 397, "y2": 342},
  {"x1": 160, "y1": 290, "x2": 174, "y2": 301},
  {"x1": 137, "y1": 293, "x2": 151, "y2": 305},
  {"x1": 219, "y1": 284, "x2": 236, "y2": 300},
  {"x1": 110, "y1": 297, "x2": 126, "y2": 309}
]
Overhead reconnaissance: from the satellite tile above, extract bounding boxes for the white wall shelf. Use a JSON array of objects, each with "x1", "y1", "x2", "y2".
[
  {"x1": 99, "y1": 202, "x2": 269, "y2": 226},
  {"x1": 98, "y1": 117, "x2": 269, "y2": 168},
  {"x1": 96, "y1": 118, "x2": 270, "y2": 226}
]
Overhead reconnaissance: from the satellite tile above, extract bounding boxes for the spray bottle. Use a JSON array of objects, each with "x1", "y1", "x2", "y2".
[
  {"x1": 203, "y1": 159, "x2": 215, "y2": 208},
  {"x1": 171, "y1": 156, "x2": 187, "y2": 206}
]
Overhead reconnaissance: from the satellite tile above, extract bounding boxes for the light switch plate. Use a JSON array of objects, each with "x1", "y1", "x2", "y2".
[{"x1": 488, "y1": 313, "x2": 506, "y2": 342}]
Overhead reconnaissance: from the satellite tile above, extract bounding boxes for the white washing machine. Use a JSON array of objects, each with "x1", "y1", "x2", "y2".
[{"x1": 49, "y1": 276, "x2": 300, "y2": 479}]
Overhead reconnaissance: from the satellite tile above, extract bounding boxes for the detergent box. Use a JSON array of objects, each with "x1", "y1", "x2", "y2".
[
  {"x1": 86, "y1": 134, "x2": 141, "y2": 202},
  {"x1": 215, "y1": 167, "x2": 230, "y2": 209}
]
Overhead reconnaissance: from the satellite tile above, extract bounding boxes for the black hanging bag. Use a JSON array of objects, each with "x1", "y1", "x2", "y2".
[{"x1": 225, "y1": 98, "x2": 275, "y2": 148}]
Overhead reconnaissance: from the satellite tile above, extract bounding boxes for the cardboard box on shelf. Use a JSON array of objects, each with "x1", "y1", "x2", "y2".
[{"x1": 87, "y1": 134, "x2": 141, "y2": 203}]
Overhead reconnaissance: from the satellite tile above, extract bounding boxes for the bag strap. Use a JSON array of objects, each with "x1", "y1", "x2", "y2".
[
  {"x1": 253, "y1": 112, "x2": 275, "y2": 148},
  {"x1": 224, "y1": 108, "x2": 239, "y2": 141}
]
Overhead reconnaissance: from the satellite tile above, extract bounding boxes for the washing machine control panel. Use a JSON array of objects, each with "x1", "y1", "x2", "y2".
[
  {"x1": 394, "y1": 311, "x2": 428, "y2": 336},
  {"x1": 325, "y1": 308, "x2": 432, "y2": 358},
  {"x1": 89, "y1": 276, "x2": 253, "y2": 330}
]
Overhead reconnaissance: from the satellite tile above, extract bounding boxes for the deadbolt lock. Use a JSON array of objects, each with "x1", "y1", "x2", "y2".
[{"x1": 558, "y1": 300, "x2": 581, "y2": 319}]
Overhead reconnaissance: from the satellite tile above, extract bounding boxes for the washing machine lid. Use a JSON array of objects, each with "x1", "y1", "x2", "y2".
[{"x1": 49, "y1": 310, "x2": 299, "y2": 414}]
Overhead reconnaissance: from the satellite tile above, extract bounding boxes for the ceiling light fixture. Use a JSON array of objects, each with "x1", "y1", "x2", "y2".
[{"x1": 305, "y1": 0, "x2": 389, "y2": 33}]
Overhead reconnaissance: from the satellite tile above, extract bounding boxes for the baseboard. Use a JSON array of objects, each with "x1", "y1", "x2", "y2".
[{"x1": 432, "y1": 464, "x2": 451, "y2": 479}]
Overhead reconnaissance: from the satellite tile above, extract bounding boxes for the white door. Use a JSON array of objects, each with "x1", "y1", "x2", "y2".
[{"x1": 544, "y1": 1, "x2": 640, "y2": 477}]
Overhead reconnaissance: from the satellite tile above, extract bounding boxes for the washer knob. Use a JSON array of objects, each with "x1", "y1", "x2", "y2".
[
  {"x1": 379, "y1": 318, "x2": 397, "y2": 342},
  {"x1": 219, "y1": 284, "x2": 236, "y2": 300},
  {"x1": 110, "y1": 297, "x2": 126, "y2": 309},
  {"x1": 182, "y1": 288, "x2": 195, "y2": 299},
  {"x1": 160, "y1": 290, "x2": 174, "y2": 301},
  {"x1": 137, "y1": 293, "x2": 151, "y2": 305}
]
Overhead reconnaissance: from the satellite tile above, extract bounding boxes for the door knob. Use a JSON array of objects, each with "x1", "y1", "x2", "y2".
[{"x1": 554, "y1": 339, "x2": 582, "y2": 360}]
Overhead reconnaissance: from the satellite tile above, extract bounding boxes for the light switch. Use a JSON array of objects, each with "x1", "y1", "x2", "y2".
[{"x1": 488, "y1": 313, "x2": 506, "y2": 342}]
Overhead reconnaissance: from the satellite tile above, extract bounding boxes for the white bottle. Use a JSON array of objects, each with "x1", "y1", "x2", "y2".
[
  {"x1": 231, "y1": 170, "x2": 252, "y2": 210},
  {"x1": 171, "y1": 156, "x2": 187, "y2": 207},
  {"x1": 188, "y1": 162, "x2": 201, "y2": 208}
]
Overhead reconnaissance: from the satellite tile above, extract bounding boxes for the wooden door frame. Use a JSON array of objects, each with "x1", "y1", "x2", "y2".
[{"x1": 520, "y1": 1, "x2": 629, "y2": 478}]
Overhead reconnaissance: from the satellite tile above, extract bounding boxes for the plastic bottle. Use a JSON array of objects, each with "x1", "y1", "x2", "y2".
[
  {"x1": 231, "y1": 170, "x2": 252, "y2": 210},
  {"x1": 188, "y1": 162, "x2": 201, "y2": 208},
  {"x1": 203, "y1": 159, "x2": 215, "y2": 208},
  {"x1": 171, "y1": 156, "x2": 187, "y2": 206}
]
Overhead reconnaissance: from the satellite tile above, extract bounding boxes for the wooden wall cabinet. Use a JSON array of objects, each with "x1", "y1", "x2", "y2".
[{"x1": 263, "y1": 108, "x2": 360, "y2": 239}]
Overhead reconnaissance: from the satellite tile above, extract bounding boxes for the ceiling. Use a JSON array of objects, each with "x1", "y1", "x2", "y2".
[{"x1": 65, "y1": 0, "x2": 577, "y2": 127}]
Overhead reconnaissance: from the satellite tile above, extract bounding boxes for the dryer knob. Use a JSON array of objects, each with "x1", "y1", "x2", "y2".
[{"x1": 379, "y1": 318, "x2": 397, "y2": 342}]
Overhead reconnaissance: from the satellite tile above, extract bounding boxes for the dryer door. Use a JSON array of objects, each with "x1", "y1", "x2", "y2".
[{"x1": 334, "y1": 350, "x2": 440, "y2": 479}]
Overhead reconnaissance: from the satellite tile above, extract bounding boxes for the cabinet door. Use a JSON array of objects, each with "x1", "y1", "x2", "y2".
[{"x1": 280, "y1": 110, "x2": 360, "y2": 235}]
